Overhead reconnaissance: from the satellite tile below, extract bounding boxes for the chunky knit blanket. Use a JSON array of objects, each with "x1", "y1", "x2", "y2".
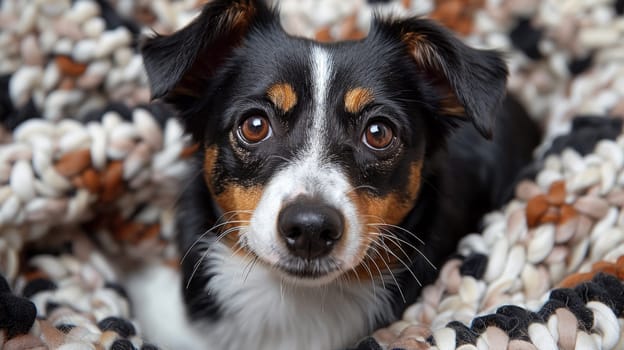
[{"x1": 1, "y1": 0, "x2": 624, "y2": 349}]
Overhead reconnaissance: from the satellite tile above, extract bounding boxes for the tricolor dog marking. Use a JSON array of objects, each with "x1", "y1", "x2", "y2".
[{"x1": 137, "y1": 0, "x2": 539, "y2": 349}]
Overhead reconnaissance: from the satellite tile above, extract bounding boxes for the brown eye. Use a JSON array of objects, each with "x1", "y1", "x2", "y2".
[
  {"x1": 239, "y1": 115, "x2": 271, "y2": 143},
  {"x1": 363, "y1": 121, "x2": 394, "y2": 150}
]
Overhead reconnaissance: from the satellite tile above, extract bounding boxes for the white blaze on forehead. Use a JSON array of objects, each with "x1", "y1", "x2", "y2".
[{"x1": 308, "y1": 45, "x2": 332, "y2": 161}]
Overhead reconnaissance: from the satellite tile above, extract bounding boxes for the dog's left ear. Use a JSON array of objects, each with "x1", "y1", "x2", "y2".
[
  {"x1": 378, "y1": 18, "x2": 507, "y2": 139},
  {"x1": 141, "y1": 0, "x2": 272, "y2": 103},
  {"x1": 140, "y1": 0, "x2": 275, "y2": 141}
]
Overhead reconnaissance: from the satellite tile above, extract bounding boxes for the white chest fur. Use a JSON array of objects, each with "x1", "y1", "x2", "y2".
[{"x1": 127, "y1": 244, "x2": 392, "y2": 350}]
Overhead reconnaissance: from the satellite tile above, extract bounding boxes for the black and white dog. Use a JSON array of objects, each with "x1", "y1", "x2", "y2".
[{"x1": 131, "y1": 0, "x2": 540, "y2": 348}]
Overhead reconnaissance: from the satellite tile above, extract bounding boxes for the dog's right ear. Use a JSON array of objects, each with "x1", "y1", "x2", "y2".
[
  {"x1": 141, "y1": 0, "x2": 272, "y2": 104},
  {"x1": 374, "y1": 18, "x2": 507, "y2": 140}
]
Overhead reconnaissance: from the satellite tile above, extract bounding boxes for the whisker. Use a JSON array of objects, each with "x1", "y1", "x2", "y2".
[
  {"x1": 346, "y1": 184, "x2": 378, "y2": 195},
  {"x1": 367, "y1": 221, "x2": 425, "y2": 245},
  {"x1": 374, "y1": 230, "x2": 413, "y2": 265},
  {"x1": 368, "y1": 240, "x2": 406, "y2": 303},
  {"x1": 268, "y1": 154, "x2": 293, "y2": 164},
  {"x1": 372, "y1": 229, "x2": 436, "y2": 270},
  {"x1": 354, "y1": 258, "x2": 377, "y2": 299},
  {"x1": 372, "y1": 239, "x2": 422, "y2": 288},
  {"x1": 228, "y1": 238, "x2": 248, "y2": 258},
  {"x1": 186, "y1": 246, "x2": 211, "y2": 290},
  {"x1": 329, "y1": 260, "x2": 348, "y2": 298},
  {"x1": 180, "y1": 228, "x2": 212, "y2": 264},
  {"x1": 346, "y1": 262, "x2": 362, "y2": 285},
  {"x1": 180, "y1": 215, "x2": 251, "y2": 263},
  {"x1": 362, "y1": 241, "x2": 388, "y2": 291},
  {"x1": 321, "y1": 278, "x2": 328, "y2": 313},
  {"x1": 243, "y1": 255, "x2": 259, "y2": 283},
  {"x1": 233, "y1": 250, "x2": 253, "y2": 284},
  {"x1": 214, "y1": 209, "x2": 254, "y2": 222},
  {"x1": 213, "y1": 224, "x2": 250, "y2": 244},
  {"x1": 280, "y1": 277, "x2": 284, "y2": 301}
]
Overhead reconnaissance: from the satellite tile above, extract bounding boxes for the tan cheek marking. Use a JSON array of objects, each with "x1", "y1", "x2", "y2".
[
  {"x1": 353, "y1": 162, "x2": 423, "y2": 226},
  {"x1": 267, "y1": 83, "x2": 297, "y2": 112},
  {"x1": 203, "y1": 145, "x2": 262, "y2": 253},
  {"x1": 213, "y1": 184, "x2": 263, "y2": 252},
  {"x1": 344, "y1": 87, "x2": 374, "y2": 114},
  {"x1": 348, "y1": 162, "x2": 423, "y2": 281}
]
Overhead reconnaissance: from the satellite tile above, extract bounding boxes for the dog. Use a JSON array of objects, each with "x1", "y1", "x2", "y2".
[{"x1": 132, "y1": 0, "x2": 540, "y2": 349}]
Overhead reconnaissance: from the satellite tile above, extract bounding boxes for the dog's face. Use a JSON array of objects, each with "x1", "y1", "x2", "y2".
[{"x1": 142, "y1": 0, "x2": 506, "y2": 286}]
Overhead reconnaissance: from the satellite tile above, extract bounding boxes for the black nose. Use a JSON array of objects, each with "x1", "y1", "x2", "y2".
[{"x1": 278, "y1": 199, "x2": 344, "y2": 260}]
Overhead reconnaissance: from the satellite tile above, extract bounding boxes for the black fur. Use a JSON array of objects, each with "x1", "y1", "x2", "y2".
[{"x1": 141, "y1": 0, "x2": 541, "y2": 346}]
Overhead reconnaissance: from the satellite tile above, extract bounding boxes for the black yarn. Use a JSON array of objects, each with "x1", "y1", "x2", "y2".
[
  {"x1": 82, "y1": 102, "x2": 134, "y2": 124},
  {"x1": 98, "y1": 317, "x2": 137, "y2": 338},
  {"x1": 495, "y1": 305, "x2": 542, "y2": 340},
  {"x1": 446, "y1": 320, "x2": 478, "y2": 346},
  {"x1": 0, "y1": 291, "x2": 38, "y2": 337},
  {"x1": 22, "y1": 278, "x2": 58, "y2": 298},
  {"x1": 93, "y1": 0, "x2": 140, "y2": 35},
  {"x1": 45, "y1": 301, "x2": 62, "y2": 314},
  {"x1": 467, "y1": 273, "x2": 623, "y2": 346},
  {"x1": 140, "y1": 344, "x2": 160, "y2": 350},
  {"x1": 545, "y1": 116, "x2": 623, "y2": 157},
  {"x1": 575, "y1": 280, "x2": 615, "y2": 308},
  {"x1": 509, "y1": 18, "x2": 543, "y2": 60},
  {"x1": 471, "y1": 313, "x2": 519, "y2": 334},
  {"x1": 56, "y1": 324, "x2": 76, "y2": 333},
  {"x1": 593, "y1": 273, "x2": 624, "y2": 316},
  {"x1": 568, "y1": 53, "x2": 594, "y2": 76},
  {"x1": 537, "y1": 299, "x2": 567, "y2": 320},
  {"x1": 347, "y1": 337, "x2": 383, "y2": 350},
  {"x1": 105, "y1": 282, "x2": 130, "y2": 299},
  {"x1": 549, "y1": 288, "x2": 594, "y2": 331},
  {"x1": 111, "y1": 339, "x2": 137, "y2": 350},
  {"x1": 615, "y1": 0, "x2": 624, "y2": 15},
  {"x1": 459, "y1": 253, "x2": 488, "y2": 279}
]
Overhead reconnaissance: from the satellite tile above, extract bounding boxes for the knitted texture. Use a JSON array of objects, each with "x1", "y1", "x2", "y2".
[
  {"x1": 1, "y1": 0, "x2": 624, "y2": 349},
  {"x1": 366, "y1": 134, "x2": 624, "y2": 349}
]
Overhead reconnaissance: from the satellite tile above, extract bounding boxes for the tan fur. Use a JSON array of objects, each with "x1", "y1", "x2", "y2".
[
  {"x1": 203, "y1": 145, "x2": 262, "y2": 252},
  {"x1": 348, "y1": 162, "x2": 423, "y2": 280},
  {"x1": 267, "y1": 83, "x2": 298, "y2": 112},
  {"x1": 344, "y1": 87, "x2": 374, "y2": 114},
  {"x1": 439, "y1": 93, "x2": 466, "y2": 116},
  {"x1": 401, "y1": 32, "x2": 437, "y2": 68},
  {"x1": 401, "y1": 32, "x2": 466, "y2": 118}
]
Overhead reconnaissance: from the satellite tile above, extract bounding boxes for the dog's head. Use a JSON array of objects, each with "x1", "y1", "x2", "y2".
[{"x1": 142, "y1": 0, "x2": 506, "y2": 286}]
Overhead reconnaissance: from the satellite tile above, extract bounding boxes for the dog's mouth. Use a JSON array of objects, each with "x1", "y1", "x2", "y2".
[
  {"x1": 273, "y1": 256, "x2": 342, "y2": 280},
  {"x1": 231, "y1": 233, "x2": 347, "y2": 283}
]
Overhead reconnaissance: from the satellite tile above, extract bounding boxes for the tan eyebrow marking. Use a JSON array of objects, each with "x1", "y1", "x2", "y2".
[
  {"x1": 344, "y1": 87, "x2": 374, "y2": 114},
  {"x1": 266, "y1": 83, "x2": 298, "y2": 112}
]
